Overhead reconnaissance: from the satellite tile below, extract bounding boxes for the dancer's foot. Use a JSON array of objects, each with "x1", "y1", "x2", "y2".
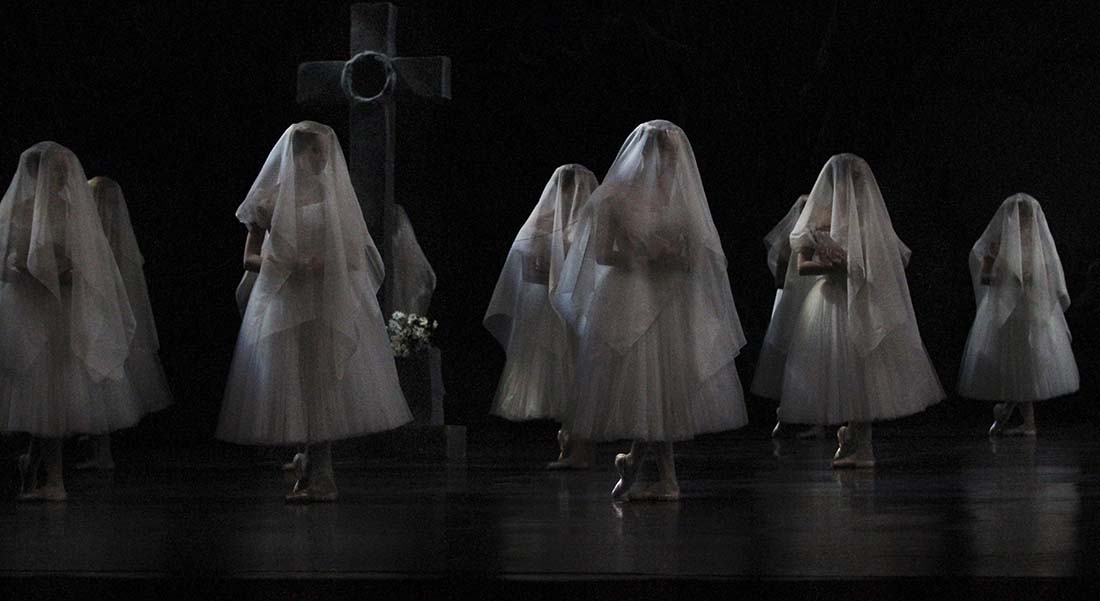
[
  {"x1": 989, "y1": 403, "x2": 1013, "y2": 437},
  {"x1": 285, "y1": 479, "x2": 338, "y2": 503},
  {"x1": 771, "y1": 421, "x2": 783, "y2": 438},
  {"x1": 611, "y1": 453, "x2": 640, "y2": 500},
  {"x1": 17, "y1": 484, "x2": 67, "y2": 502},
  {"x1": 627, "y1": 479, "x2": 681, "y2": 502},
  {"x1": 831, "y1": 446, "x2": 875, "y2": 469},
  {"x1": 547, "y1": 456, "x2": 591, "y2": 470},
  {"x1": 283, "y1": 452, "x2": 306, "y2": 473},
  {"x1": 831, "y1": 426, "x2": 875, "y2": 469},
  {"x1": 548, "y1": 434, "x2": 592, "y2": 470},
  {"x1": 556, "y1": 429, "x2": 568, "y2": 462}
]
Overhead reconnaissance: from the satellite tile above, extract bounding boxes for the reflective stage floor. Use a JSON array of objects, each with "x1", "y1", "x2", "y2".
[{"x1": 0, "y1": 421, "x2": 1097, "y2": 599}]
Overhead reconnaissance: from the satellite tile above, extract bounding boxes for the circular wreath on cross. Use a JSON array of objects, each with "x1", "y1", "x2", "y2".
[{"x1": 341, "y1": 51, "x2": 397, "y2": 104}]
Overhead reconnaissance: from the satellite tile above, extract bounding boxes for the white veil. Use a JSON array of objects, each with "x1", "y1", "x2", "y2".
[
  {"x1": 89, "y1": 177, "x2": 159, "y2": 352},
  {"x1": 485, "y1": 163, "x2": 598, "y2": 348},
  {"x1": 789, "y1": 153, "x2": 915, "y2": 356},
  {"x1": 969, "y1": 193, "x2": 1069, "y2": 324},
  {"x1": 763, "y1": 194, "x2": 808, "y2": 283},
  {"x1": 0, "y1": 142, "x2": 135, "y2": 380},
  {"x1": 235, "y1": 121, "x2": 384, "y2": 379},
  {"x1": 390, "y1": 205, "x2": 437, "y2": 316},
  {"x1": 552, "y1": 120, "x2": 745, "y2": 370}
]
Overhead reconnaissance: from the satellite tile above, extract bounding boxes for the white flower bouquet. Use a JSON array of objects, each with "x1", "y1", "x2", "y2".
[{"x1": 387, "y1": 311, "x2": 439, "y2": 357}]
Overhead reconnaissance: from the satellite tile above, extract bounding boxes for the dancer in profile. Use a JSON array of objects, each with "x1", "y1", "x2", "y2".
[
  {"x1": 554, "y1": 121, "x2": 748, "y2": 500},
  {"x1": 777, "y1": 154, "x2": 944, "y2": 468},
  {"x1": 485, "y1": 164, "x2": 599, "y2": 469},
  {"x1": 0, "y1": 142, "x2": 143, "y2": 501},
  {"x1": 752, "y1": 193, "x2": 823, "y2": 439},
  {"x1": 217, "y1": 122, "x2": 412, "y2": 502},
  {"x1": 958, "y1": 193, "x2": 1078, "y2": 436},
  {"x1": 76, "y1": 176, "x2": 174, "y2": 470}
]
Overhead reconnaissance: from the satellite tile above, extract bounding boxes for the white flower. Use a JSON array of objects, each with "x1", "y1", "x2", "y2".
[{"x1": 393, "y1": 311, "x2": 406, "y2": 320}]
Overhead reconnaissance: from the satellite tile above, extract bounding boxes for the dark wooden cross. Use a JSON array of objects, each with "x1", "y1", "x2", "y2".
[{"x1": 297, "y1": 2, "x2": 450, "y2": 315}]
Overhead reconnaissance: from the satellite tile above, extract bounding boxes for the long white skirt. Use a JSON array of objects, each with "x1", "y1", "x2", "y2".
[
  {"x1": 958, "y1": 298, "x2": 1079, "y2": 402},
  {"x1": 491, "y1": 289, "x2": 575, "y2": 422},
  {"x1": 750, "y1": 289, "x2": 790, "y2": 400},
  {"x1": 0, "y1": 283, "x2": 144, "y2": 436},
  {"x1": 779, "y1": 276, "x2": 943, "y2": 425},
  {"x1": 569, "y1": 288, "x2": 747, "y2": 442},
  {"x1": 217, "y1": 275, "x2": 412, "y2": 445},
  {"x1": 124, "y1": 342, "x2": 172, "y2": 415}
]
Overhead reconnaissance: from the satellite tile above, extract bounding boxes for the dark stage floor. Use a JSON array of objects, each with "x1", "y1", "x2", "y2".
[{"x1": 1, "y1": 422, "x2": 1098, "y2": 599}]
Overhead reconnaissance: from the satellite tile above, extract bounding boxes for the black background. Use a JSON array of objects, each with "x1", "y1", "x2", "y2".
[{"x1": 2, "y1": 1, "x2": 1098, "y2": 442}]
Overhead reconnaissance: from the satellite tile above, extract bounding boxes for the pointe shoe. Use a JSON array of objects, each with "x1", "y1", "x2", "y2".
[
  {"x1": 831, "y1": 426, "x2": 875, "y2": 469},
  {"x1": 285, "y1": 483, "x2": 339, "y2": 504},
  {"x1": 989, "y1": 403, "x2": 1012, "y2": 437},
  {"x1": 17, "y1": 485, "x2": 67, "y2": 502},
  {"x1": 547, "y1": 439, "x2": 592, "y2": 470},
  {"x1": 771, "y1": 421, "x2": 783, "y2": 438},
  {"x1": 611, "y1": 453, "x2": 640, "y2": 500},
  {"x1": 628, "y1": 480, "x2": 681, "y2": 502},
  {"x1": 282, "y1": 452, "x2": 306, "y2": 473},
  {"x1": 831, "y1": 447, "x2": 875, "y2": 469},
  {"x1": 556, "y1": 429, "x2": 569, "y2": 461},
  {"x1": 546, "y1": 456, "x2": 591, "y2": 471}
]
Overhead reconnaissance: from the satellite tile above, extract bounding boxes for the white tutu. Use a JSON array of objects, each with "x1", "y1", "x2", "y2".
[
  {"x1": 218, "y1": 315, "x2": 412, "y2": 445},
  {"x1": 750, "y1": 195, "x2": 808, "y2": 401},
  {"x1": 567, "y1": 268, "x2": 747, "y2": 442},
  {"x1": 485, "y1": 164, "x2": 597, "y2": 422},
  {"x1": 751, "y1": 288, "x2": 791, "y2": 400},
  {"x1": 217, "y1": 203, "x2": 411, "y2": 445},
  {"x1": 958, "y1": 300, "x2": 1078, "y2": 402},
  {"x1": 490, "y1": 275, "x2": 577, "y2": 420},
  {"x1": 0, "y1": 281, "x2": 144, "y2": 436},
  {"x1": 779, "y1": 274, "x2": 943, "y2": 425}
]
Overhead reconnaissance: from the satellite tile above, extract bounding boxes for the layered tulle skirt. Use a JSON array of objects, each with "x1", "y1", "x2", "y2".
[
  {"x1": 490, "y1": 289, "x2": 576, "y2": 421},
  {"x1": 957, "y1": 299, "x2": 1078, "y2": 402},
  {"x1": 750, "y1": 289, "x2": 792, "y2": 400},
  {"x1": 217, "y1": 278, "x2": 412, "y2": 445},
  {"x1": 0, "y1": 286, "x2": 144, "y2": 436},
  {"x1": 568, "y1": 275, "x2": 747, "y2": 442},
  {"x1": 124, "y1": 342, "x2": 173, "y2": 415},
  {"x1": 779, "y1": 276, "x2": 944, "y2": 425}
]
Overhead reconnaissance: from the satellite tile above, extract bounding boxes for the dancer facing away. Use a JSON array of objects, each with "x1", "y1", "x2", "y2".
[
  {"x1": 77, "y1": 176, "x2": 174, "y2": 470},
  {"x1": 0, "y1": 142, "x2": 144, "y2": 501},
  {"x1": 485, "y1": 164, "x2": 599, "y2": 469},
  {"x1": 958, "y1": 193, "x2": 1078, "y2": 436},
  {"x1": 776, "y1": 153, "x2": 944, "y2": 468},
  {"x1": 752, "y1": 193, "x2": 824, "y2": 439},
  {"x1": 216, "y1": 122, "x2": 412, "y2": 502},
  {"x1": 553, "y1": 120, "x2": 748, "y2": 500}
]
